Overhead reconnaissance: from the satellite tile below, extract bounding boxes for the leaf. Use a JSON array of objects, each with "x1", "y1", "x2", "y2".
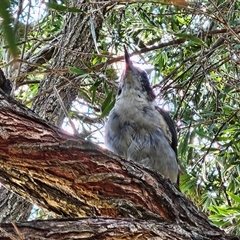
[
  {"x1": 92, "y1": 57, "x2": 100, "y2": 65},
  {"x1": 89, "y1": 80, "x2": 102, "y2": 103},
  {"x1": 91, "y1": 89, "x2": 96, "y2": 104},
  {"x1": 79, "y1": 89, "x2": 91, "y2": 101},
  {"x1": 68, "y1": 67, "x2": 87, "y2": 75},
  {"x1": 0, "y1": 0, "x2": 18, "y2": 58},
  {"x1": 200, "y1": 147, "x2": 220, "y2": 153},
  {"x1": 227, "y1": 192, "x2": 240, "y2": 204},
  {"x1": 90, "y1": 16, "x2": 99, "y2": 54},
  {"x1": 181, "y1": 128, "x2": 190, "y2": 155},
  {"x1": 89, "y1": 80, "x2": 102, "y2": 92},
  {"x1": 180, "y1": 173, "x2": 197, "y2": 193},
  {"x1": 100, "y1": 100, "x2": 115, "y2": 118},
  {"x1": 174, "y1": 33, "x2": 205, "y2": 46},
  {"x1": 46, "y1": 2, "x2": 82, "y2": 12},
  {"x1": 101, "y1": 91, "x2": 113, "y2": 112},
  {"x1": 176, "y1": 15, "x2": 188, "y2": 25},
  {"x1": 103, "y1": 82, "x2": 109, "y2": 95}
]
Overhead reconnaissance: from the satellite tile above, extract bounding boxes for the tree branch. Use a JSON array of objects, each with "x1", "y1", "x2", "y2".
[
  {"x1": 0, "y1": 91, "x2": 239, "y2": 239},
  {"x1": 0, "y1": 218, "x2": 238, "y2": 240}
]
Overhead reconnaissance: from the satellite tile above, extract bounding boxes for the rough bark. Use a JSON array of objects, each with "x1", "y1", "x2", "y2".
[
  {"x1": 0, "y1": 70, "x2": 33, "y2": 223},
  {"x1": 0, "y1": 218, "x2": 238, "y2": 240},
  {"x1": 0, "y1": 91, "x2": 239, "y2": 239},
  {"x1": 0, "y1": 188, "x2": 32, "y2": 223}
]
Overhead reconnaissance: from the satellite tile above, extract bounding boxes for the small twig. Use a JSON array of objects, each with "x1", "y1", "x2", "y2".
[
  {"x1": 53, "y1": 86, "x2": 78, "y2": 135},
  {"x1": 11, "y1": 222, "x2": 24, "y2": 240}
]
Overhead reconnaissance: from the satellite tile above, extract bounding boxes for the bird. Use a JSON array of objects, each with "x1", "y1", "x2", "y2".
[{"x1": 104, "y1": 47, "x2": 179, "y2": 184}]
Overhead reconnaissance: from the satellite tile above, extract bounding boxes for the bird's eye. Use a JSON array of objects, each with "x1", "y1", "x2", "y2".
[
  {"x1": 117, "y1": 88, "x2": 122, "y2": 96},
  {"x1": 138, "y1": 94, "x2": 141, "y2": 98}
]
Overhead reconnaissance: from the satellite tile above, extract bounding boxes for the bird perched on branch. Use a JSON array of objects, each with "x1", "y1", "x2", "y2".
[{"x1": 105, "y1": 47, "x2": 179, "y2": 184}]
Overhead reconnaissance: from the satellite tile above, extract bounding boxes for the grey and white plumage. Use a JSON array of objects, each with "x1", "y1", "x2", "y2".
[{"x1": 104, "y1": 47, "x2": 179, "y2": 184}]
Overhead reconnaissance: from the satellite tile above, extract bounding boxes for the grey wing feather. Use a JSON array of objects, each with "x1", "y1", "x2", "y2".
[{"x1": 156, "y1": 106, "x2": 177, "y2": 156}]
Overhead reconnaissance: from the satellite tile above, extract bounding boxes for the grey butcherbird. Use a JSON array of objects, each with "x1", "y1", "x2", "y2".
[{"x1": 105, "y1": 47, "x2": 179, "y2": 184}]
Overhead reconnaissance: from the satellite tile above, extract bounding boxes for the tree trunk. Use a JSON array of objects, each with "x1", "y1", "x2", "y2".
[
  {"x1": 0, "y1": 91, "x2": 239, "y2": 239},
  {"x1": 32, "y1": 0, "x2": 105, "y2": 126},
  {"x1": 0, "y1": 188, "x2": 32, "y2": 223}
]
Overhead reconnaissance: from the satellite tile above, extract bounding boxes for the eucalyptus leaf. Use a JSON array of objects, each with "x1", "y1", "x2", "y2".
[{"x1": 174, "y1": 33, "x2": 205, "y2": 46}]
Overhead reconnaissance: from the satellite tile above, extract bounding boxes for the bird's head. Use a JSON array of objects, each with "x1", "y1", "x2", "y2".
[{"x1": 116, "y1": 47, "x2": 156, "y2": 102}]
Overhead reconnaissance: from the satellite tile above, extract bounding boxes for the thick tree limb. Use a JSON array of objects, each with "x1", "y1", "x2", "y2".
[
  {"x1": 0, "y1": 218, "x2": 238, "y2": 240},
  {"x1": 0, "y1": 91, "x2": 239, "y2": 239}
]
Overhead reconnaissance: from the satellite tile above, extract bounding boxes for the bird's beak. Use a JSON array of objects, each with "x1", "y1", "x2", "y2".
[{"x1": 124, "y1": 46, "x2": 132, "y2": 71}]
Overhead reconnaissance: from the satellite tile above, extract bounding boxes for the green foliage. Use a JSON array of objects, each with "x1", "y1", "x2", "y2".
[
  {"x1": 174, "y1": 33, "x2": 206, "y2": 46},
  {"x1": 0, "y1": 0, "x2": 18, "y2": 58},
  {"x1": 69, "y1": 67, "x2": 88, "y2": 75},
  {"x1": 209, "y1": 192, "x2": 240, "y2": 235},
  {"x1": 100, "y1": 91, "x2": 115, "y2": 118},
  {"x1": 46, "y1": 2, "x2": 83, "y2": 13},
  {"x1": 102, "y1": 1, "x2": 240, "y2": 235}
]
